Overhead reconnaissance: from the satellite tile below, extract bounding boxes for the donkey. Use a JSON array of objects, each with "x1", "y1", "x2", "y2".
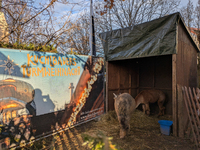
[
  {"x1": 135, "y1": 90, "x2": 166, "y2": 117},
  {"x1": 113, "y1": 93, "x2": 136, "y2": 138}
]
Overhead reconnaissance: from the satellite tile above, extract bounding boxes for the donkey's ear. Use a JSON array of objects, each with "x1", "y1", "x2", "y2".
[{"x1": 113, "y1": 93, "x2": 117, "y2": 98}]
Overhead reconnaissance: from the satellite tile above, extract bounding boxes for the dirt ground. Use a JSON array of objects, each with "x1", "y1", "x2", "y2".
[{"x1": 23, "y1": 109, "x2": 196, "y2": 150}]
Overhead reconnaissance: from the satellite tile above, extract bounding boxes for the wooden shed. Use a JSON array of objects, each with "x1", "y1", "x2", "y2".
[{"x1": 100, "y1": 12, "x2": 200, "y2": 137}]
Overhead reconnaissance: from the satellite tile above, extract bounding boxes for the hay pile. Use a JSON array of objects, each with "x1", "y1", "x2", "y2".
[
  {"x1": 83, "y1": 109, "x2": 194, "y2": 150},
  {"x1": 89, "y1": 109, "x2": 172, "y2": 136},
  {"x1": 26, "y1": 109, "x2": 194, "y2": 150}
]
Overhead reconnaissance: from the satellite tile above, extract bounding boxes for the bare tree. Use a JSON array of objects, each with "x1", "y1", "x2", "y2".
[
  {"x1": 0, "y1": 0, "x2": 83, "y2": 52},
  {"x1": 194, "y1": 0, "x2": 200, "y2": 42},
  {"x1": 1, "y1": 0, "x2": 181, "y2": 54},
  {"x1": 180, "y1": 0, "x2": 194, "y2": 30},
  {"x1": 95, "y1": 0, "x2": 180, "y2": 31},
  {"x1": 59, "y1": 0, "x2": 181, "y2": 56},
  {"x1": 83, "y1": 0, "x2": 179, "y2": 56},
  {"x1": 195, "y1": 0, "x2": 200, "y2": 29},
  {"x1": 59, "y1": 11, "x2": 91, "y2": 55}
]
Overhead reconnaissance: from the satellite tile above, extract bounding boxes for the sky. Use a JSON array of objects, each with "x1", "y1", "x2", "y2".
[
  {"x1": 50, "y1": 0, "x2": 199, "y2": 20},
  {"x1": 30, "y1": 0, "x2": 199, "y2": 22},
  {"x1": 180, "y1": 0, "x2": 198, "y2": 6}
]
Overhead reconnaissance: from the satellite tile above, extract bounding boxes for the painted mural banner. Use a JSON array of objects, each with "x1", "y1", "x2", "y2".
[{"x1": 0, "y1": 48, "x2": 104, "y2": 149}]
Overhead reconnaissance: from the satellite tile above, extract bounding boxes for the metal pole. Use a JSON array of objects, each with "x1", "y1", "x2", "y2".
[
  {"x1": 90, "y1": 0, "x2": 96, "y2": 56},
  {"x1": 0, "y1": 0, "x2": 2, "y2": 12}
]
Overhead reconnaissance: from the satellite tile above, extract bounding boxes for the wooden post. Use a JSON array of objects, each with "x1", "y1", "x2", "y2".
[
  {"x1": 118, "y1": 64, "x2": 120, "y2": 93},
  {"x1": 137, "y1": 62, "x2": 139, "y2": 94},
  {"x1": 153, "y1": 58, "x2": 155, "y2": 88},
  {"x1": 106, "y1": 61, "x2": 108, "y2": 112},
  {"x1": 177, "y1": 84, "x2": 184, "y2": 137},
  {"x1": 172, "y1": 54, "x2": 177, "y2": 136},
  {"x1": 129, "y1": 71, "x2": 131, "y2": 95}
]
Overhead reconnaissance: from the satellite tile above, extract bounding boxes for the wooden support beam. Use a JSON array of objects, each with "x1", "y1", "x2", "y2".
[
  {"x1": 177, "y1": 84, "x2": 184, "y2": 137},
  {"x1": 137, "y1": 63, "x2": 139, "y2": 94},
  {"x1": 172, "y1": 54, "x2": 177, "y2": 136},
  {"x1": 118, "y1": 64, "x2": 120, "y2": 93},
  {"x1": 129, "y1": 70, "x2": 131, "y2": 95},
  {"x1": 106, "y1": 61, "x2": 108, "y2": 113}
]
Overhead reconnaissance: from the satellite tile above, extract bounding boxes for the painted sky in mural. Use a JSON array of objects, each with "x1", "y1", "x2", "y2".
[{"x1": 0, "y1": 48, "x2": 89, "y2": 116}]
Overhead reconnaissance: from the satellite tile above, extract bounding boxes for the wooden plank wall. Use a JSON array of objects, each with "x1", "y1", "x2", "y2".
[
  {"x1": 172, "y1": 54, "x2": 177, "y2": 136},
  {"x1": 107, "y1": 55, "x2": 172, "y2": 115},
  {"x1": 106, "y1": 59, "x2": 139, "y2": 111},
  {"x1": 176, "y1": 22, "x2": 198, "y2": 137},
  {"x1": 177, "y1": 22, "x2": 197, "y2": 88},
  {"x1": 139, "y1": 56, "x2": 172, "y2": 114}
]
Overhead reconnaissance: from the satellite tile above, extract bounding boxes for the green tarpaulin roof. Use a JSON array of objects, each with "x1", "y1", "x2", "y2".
[{"x1": 99, "y1": 12, "x2": 199, "y2": 61}]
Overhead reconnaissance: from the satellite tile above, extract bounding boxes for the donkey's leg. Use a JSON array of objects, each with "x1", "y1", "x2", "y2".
[
  {"x1": 145, "y1": 103, "x2": 150, "y2": 116},
  {"x1": 120, "y1": 128, "x2": 126, "y2": 139},
  {"x1": 119, "y1": 116, "x2": 130, "y2": 138},
  {"x1": 127, "y1": 115, "x2": 130, "y2": 132},
  {"x1": 157, "y1": 99, "x2": 165, "y2": 116},
  {"x1": 142, "y1": 104, "x2": 146, "y2": 114}
]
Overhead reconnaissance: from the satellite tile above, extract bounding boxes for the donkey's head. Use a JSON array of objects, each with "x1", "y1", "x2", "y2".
[{"x1": 113, "y1": 93, "x2": 121, "y2": 100}]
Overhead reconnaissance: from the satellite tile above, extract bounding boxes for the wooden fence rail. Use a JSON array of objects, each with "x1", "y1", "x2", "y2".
[{"x1": 182, "y1": 86, "x2": 200, "y2": 148}]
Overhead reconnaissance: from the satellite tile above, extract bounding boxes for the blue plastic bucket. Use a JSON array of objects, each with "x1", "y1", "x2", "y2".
[{"x1": 158, "y1": 120, "x2": 173, "y2": 135}]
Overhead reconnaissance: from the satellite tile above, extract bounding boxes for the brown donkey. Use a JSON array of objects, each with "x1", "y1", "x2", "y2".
[{"x1": 135, "y1": 90, "x2": 166, "y2": 117}]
